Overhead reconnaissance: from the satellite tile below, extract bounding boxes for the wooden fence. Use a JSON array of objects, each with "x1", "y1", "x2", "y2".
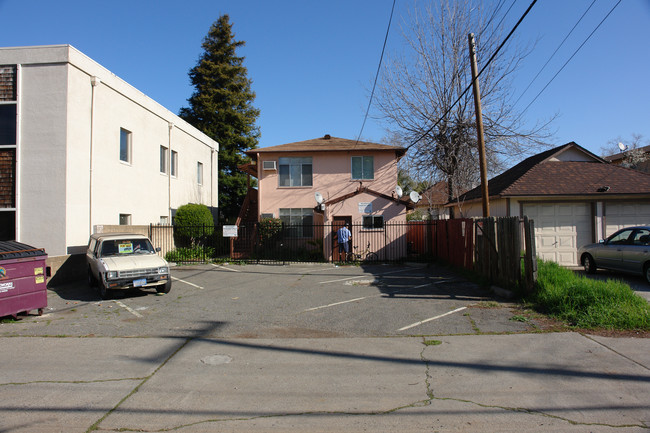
[{"x1": 474, "y1": 216, "x2": 537, "y2": 293}]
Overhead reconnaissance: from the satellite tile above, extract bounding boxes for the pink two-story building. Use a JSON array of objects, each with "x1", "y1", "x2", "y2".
[{"x1": 238, "y1": 135, "x2": 412, "y2": 261}]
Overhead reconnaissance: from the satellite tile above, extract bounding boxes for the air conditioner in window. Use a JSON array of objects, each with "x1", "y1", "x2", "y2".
[{"x1": 262, "y1": 161, "x2": 277, "y2": 170}]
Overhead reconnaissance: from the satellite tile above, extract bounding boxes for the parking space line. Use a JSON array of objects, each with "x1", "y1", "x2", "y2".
[
  {"x1": 172, "y1": 276, "x2": 204, "y2": 289},
  {"x1": 114, "y1": 300, "x2": 143, "y2": 318},
  {"x1": 304, "y1": 296, "x2": 370, "y2": 312},
  {"x1": 210, "y1": 264, "x2": 242, "y2": 272},
  {"x1": 397, "y1": 306, "x2": 467, "y2": 331},
  {"x1": 319, "y1": 267, "x2": 413, "y2": 284},
  {"x1": 305, "y1": 283, "x2": 436, "y2": 312}
]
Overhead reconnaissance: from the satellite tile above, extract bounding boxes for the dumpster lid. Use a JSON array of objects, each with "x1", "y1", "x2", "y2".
[{"x1": 0, "y1": 241, "x2": 47, "y2": 260}]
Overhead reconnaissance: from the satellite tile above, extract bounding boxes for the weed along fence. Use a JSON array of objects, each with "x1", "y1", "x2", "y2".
[{"x1": 146, "y1": 217, "x2": 537, "y2": 290}]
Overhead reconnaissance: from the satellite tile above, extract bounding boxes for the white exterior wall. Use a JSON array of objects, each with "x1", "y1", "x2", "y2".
[
  {"x1": 0, "y1": 45, "x2": 218, "y2": 256},
  {"x1": 18, "y1": 62, "x2": 69, "y2": 252}
]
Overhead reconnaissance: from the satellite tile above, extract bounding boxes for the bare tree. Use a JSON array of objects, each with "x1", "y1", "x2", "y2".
[
  {"x1": 375, "y1": 0, "x2": 553, "y2": 202},
  {"x1": 601, "y1": 134, "x2": 650, "y2": 170}
]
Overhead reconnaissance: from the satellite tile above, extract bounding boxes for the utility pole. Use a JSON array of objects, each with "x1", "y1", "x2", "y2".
[{"x1": 468, "y1": 33, "x2": 490, "y2": 218}]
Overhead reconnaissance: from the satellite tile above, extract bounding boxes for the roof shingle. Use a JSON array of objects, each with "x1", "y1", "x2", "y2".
[
  {"x1": 246, "y1": 135, "x2": 406, "y2": 157},
  {"x1": 457, "y1": 142, "x2": 650, "y2": 202}
]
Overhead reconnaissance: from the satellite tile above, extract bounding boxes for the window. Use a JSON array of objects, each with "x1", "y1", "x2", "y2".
[
  {"x1": 119, "y1": 213, "x2": 131, "y2": 225},
  {"x1": 607, "y1": 229, "x2": 634, "y2": 245},
  {"x1": 120, "y1": 128, "x2": 132, "y2": 163},
  {"x1": 171, "y1": 150, "x2": 178, "y2": 177},
  {"x1": 197, "y1": 161, "x2": 203, "y2": 185},
  {"x1": 160, "y1": 216, "x2": 169, "y2": 225},
  {"x1": 363, "y1": 215, "x2": 384, "y2": 230},
  {"x1": 0, "y1": 105, "x2": 16, "y2": 146},
  {"x1": 632, "y1": 229, "x2": 650, "y2": 245},
  {"x1": 160, "y1": 145, "x2": 168, "y2": 174},
  {"x1": 0, "y1": 210, "x2": 15, "y2": 240},
  {"x1": 279, "y1": 208, "x2": 313, "y2": 237},
  {"x1": 279, "y1": 157, "x2": 312, "y2": 187},
  {"x1": 351, "y1": 156, "x2": 374, "y2": 180}
]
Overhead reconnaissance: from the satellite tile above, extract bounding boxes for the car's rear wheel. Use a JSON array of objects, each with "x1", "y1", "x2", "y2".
[
  {"x1": 644, "y1": 264, "x2": 650, "y2": 284},
  {"x1": 583, "y1": 254, "x2": 596, "y2": 274},
  {"x1": 157, "y1": 279, "x2": 172, "y2": 294}
]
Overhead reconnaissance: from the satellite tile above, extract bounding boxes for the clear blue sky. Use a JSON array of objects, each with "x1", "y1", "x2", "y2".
[{"x1": 0, "y1": 0, "x2": 648, "y2": 159}]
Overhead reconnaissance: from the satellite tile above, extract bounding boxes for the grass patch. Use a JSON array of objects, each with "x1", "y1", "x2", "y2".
[
  {"x1": 423, "y1": 339, "x2": 442, "y2": 346},
  {"x1": 529, "y1": 260, "x2": 650, "y2": 330}
]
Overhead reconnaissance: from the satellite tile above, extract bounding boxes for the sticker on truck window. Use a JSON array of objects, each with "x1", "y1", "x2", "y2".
[{"x1": 118, "y1": 242, "x2": 134, "y2": 254}]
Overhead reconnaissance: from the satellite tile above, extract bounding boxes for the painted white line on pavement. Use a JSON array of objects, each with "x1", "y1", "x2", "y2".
[
  {"x1": 397, "y1": 306, "x2": 467, "y2": 332},
  {"x1": 172, "y1": 276, "x2": 204, "y2": 289},
  {"x1": 319, "y1": 267, "x2": 413, "y2": 284},
  {"x1": 305, "y1": 283, "x2": 436, "y2": 312},
  {"x1": 114, "y1": 300, "x2": 143, "y2": 318},
  {"x1": 210, "y1": 263, "x2": 242, "y2": 272},
  {"x1": 304, "y1": 297, "x2": 370, "y2": 312}
]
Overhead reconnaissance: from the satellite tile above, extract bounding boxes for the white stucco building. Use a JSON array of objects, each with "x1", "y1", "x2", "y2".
[{"x1": 0, "y1": 45, "x2": 219, "y2": 260}]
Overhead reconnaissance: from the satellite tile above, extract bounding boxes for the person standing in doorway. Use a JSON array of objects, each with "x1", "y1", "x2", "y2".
[{"x1": 337, "y1": 223, "x2": 352, "y2": 262}]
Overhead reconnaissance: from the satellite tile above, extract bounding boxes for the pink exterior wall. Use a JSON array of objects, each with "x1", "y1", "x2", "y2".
[{"x1": 254, "y1": 150, "x2": 406, "y2": 223}]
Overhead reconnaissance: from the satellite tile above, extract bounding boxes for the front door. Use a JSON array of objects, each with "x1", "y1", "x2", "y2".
[{"x1": 332, "y1": 216, "x2": 352, "y2": 262}]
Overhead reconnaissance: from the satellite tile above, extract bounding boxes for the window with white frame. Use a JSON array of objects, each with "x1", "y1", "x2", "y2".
[
  {"x1": 171, "y1": 150, "x2": 178, "y2": 177},
  {"x1": 351, "y1": 156, "x2": 374, "y2": 180},
  {"x1": 120, "y1": 128, "x2": 132, "y2": 163},
  {"x1": 278, "y1": 157, "x2": 312, "y2": 187},
  {"x1": 197, "y1": 161, "x2": 203, "y2": 185},
  {"x1": 279, "y1": 208, "x2": 313, "y2": 237},
  {"x1": 362, "y1": 215, "x2": 384, "y2": 229},
  {"x1": 160, "y1": 145, "x2": 168, "y2": 174}
]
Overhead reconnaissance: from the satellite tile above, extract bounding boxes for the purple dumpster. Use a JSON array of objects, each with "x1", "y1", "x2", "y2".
[{"x1": 0, "y1": 241, "x2": 49, "y2": 318}]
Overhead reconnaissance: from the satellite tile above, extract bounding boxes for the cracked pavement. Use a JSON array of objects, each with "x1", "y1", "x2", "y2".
[{"x1": 1, "y1": 263, "x2": 649, "y2": 432}]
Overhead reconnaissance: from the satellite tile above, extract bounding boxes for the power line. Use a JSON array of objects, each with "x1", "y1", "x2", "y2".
[
  {"x1": 517, "y1": 0, "x2": 622, "y2": 119},
  {"x1": 512, "y1": 0, "x2": 597, "y2": 109},
  {"x1": 406, "y1": 0, "x2": 538, "y2": 151},
  {"x1": 355, "y1": 0, "x2": 396, "y2": 145}
]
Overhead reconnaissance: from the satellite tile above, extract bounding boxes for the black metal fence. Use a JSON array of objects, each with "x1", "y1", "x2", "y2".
[
  {"x1": 150, "y1": 221, "x2": 419, "y2": 264},
  {"x1": 149, "y1": 216, "x2": 536, "y2": 291}
]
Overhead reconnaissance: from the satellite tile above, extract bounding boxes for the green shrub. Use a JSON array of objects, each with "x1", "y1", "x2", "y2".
[
  {"x1": 532, "y1": 260, "x2": 650, "y2": 330},
  {"x1": 258, "y1": 218, "x2": 283, "y2": 243},
  {"x1": 174, "y1": 203, "x2": 214, "y2": 246},
  {"x1": 165, "y1": 246, "x2": 215, "y2": 263}
]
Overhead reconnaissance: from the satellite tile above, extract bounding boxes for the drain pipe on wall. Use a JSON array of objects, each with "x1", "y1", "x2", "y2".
[
  {"x1": 168, "y1": 122, "x2": 173, "y2": 222},
  {"x1": 89, "y1": 76, "x2": 100, "y2": 235}
]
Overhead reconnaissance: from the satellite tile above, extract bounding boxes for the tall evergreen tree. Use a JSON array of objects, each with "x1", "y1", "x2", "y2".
[{"x1": 180, "y1": 15, "x2": 260, "y2": 223}]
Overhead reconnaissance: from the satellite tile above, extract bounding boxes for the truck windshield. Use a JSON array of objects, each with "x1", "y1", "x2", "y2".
[{"x1": 100, "y1": 239, "x2": 154, "y2": 257}]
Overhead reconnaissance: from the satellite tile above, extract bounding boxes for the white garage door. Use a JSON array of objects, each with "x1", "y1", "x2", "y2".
[
  {"x1": 522, "y1": 203, "x2": 591, "y2": 266},
  {"x1": 605, "y1": 202, "x2": 650, "y2": 237}
]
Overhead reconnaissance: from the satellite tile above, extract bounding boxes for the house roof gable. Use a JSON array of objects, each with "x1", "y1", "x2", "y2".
[
  {"x1": 325, "y1": 185, "x2": 414, "y2": 209},
  {"x1": 246, "y1": 135, "x2": 406, "y2": 157},
  {"x1": 457, "y1": 142, "x2": 650, "y2": 202}
]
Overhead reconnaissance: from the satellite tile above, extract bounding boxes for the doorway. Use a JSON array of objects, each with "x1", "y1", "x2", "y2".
[{"x1": 332, "y1": 216, "x2": 352, "y2": 261}]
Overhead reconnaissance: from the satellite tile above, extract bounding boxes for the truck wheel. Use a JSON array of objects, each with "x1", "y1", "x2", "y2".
[{"x1": 157, "y1": 279, "x2": 172, "y2": 294}]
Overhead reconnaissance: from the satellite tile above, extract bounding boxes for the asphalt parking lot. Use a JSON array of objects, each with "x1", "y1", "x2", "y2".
[
  {"x1": 1, "y1": 262, "x2": 649, "y2": 432},
  {"x1": 1, "y1": 262, "x2": 536, "y2": 338}
]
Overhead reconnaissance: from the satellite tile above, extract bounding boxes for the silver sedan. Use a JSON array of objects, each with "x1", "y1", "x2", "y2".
[{"x1": 578, "y1": 226, "x2": 650, "y2": 284}]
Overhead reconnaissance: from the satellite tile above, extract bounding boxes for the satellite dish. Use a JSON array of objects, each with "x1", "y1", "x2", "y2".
[
  {"x1": 409, "y1": 191, "x2": 421, "y2": 203},
  {"x1": 315, "y1": 192, "x2": 324, "y2": 204},
  {"x1": 618, "y1": 142, "x2": 627, "y2": 152},
  {"x1": 395, "y1": 185, "x2": 403, "y2": 198}
]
